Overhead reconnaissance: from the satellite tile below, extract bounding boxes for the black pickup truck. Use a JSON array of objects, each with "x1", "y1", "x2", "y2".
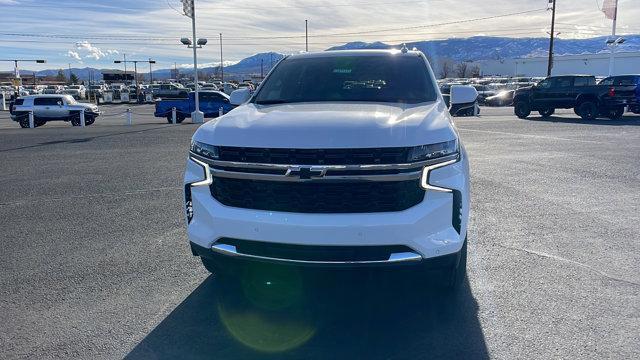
[{"x1": 513, "y1": 75, "x2": 639, "y2": 120}]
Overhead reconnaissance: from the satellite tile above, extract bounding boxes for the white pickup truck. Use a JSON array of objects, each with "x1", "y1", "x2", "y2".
[
  {"x1": 184, "y1": 49, "x2": 473, "y2": 289},
  {"x1": 10, "y1": 94, "x2": 100, "y2": 128}
]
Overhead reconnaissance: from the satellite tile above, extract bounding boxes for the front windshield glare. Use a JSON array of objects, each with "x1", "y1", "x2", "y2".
[
  {"x1": 64, "y1": 95, "x2": 77, "y2": 104},
  {"x1": 254, "y1": 55, "x2": 437, "y2": 104}
]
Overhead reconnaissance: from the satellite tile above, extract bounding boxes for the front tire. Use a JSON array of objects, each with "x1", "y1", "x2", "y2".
[
  {"x1": 538, "y1": 108, "x2": 555, "y2": 118},
  {"x1": 514, "y1": 101, "x2": 531, "y2": 119},
  {"x1": 19, "y1": 117, "x2": 30, "y2": 128},
  {"x1": 577, "y1": 101, "x2": 598, "y2": 120}
]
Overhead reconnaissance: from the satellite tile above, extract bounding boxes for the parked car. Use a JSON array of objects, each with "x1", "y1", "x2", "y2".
[
  {"x1": 513, "y1": 75, "x2": 639, "y2": 120},
  {"x1": 87, "y1": 84, "x2": 105, "y2": 98},
  {"x1": 598, "y1": 75, "x2": 640, "y2": 114},
  {"x1": 9, "y1": 94, "x2": 100, "y2": 128},
  {"x1": 153, "y1": 83, "x2": 189, "y2": 99},
  {"x1": 63, "y1": 85, "x2": 86, "y2": 100},
  {"x1": 184, "y1": 50, "x2": 472, "y2": 290},
  {"x1": 221, "y1": 82, "x2": 237, "y2": 95},
  {"x1": 485, "y1": 90, "x2": 515, "y2": 107},
  {"x1": 201, "y1": 83, "x2": 219, "y2": 91},
  {"x1": 154, "y1": 90, "x2": 234, "y2": 123},
  {"x1": 43, "y1": 85, "x2": 63, "y2": 94},
  {"x1": 472, "y1": 84, "x2": 497, "y2": 104}
]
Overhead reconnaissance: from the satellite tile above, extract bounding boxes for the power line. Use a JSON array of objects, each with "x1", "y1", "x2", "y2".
[{"x1": 0, "y1": 8, "x2": 550, "y2": 42}]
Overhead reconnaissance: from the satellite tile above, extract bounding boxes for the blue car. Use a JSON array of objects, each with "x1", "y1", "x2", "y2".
[{"x1": 154, "y1": 91, "x2": 235, "y2": 123}]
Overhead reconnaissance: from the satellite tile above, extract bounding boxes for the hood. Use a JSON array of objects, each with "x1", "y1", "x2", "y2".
[
  {"x1": 515, "y1": 86, "x2": 533, "y2": 94},
  {"x1": 73, "y1": 103, "x2": 99, "y2": 111},
  {"x1": 193, "y1": 101, "x2": 456, "y2": 148}
]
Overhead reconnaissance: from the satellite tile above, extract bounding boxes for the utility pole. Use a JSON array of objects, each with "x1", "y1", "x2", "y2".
[
  {"x1": 261, "y1": 58, "x2": 264, "y2": 78},
  {"x1": 149, "y1": 58, "x2": 154, "y2": 84},
  {"x1": 305, "y1": 19, "x2": 309, "y2": 52},
  {"x1": 123, "y1": 54, "x2": 127, "y2": 82},
  {"x1": 220, "y1": 33, "x2": 224, "y2": 83},
  {"x1": 547, "y1": 0, "x2": 557, "y2": 77}
]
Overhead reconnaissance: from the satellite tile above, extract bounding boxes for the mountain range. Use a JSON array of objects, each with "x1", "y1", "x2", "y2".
[{"x1": 18, "y1": 35, "x2": 640, "y2": 81}]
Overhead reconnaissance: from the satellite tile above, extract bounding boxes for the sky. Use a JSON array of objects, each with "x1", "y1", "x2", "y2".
[{"x1": 0, "y1": 0, "x2": 638, "y2": 71}]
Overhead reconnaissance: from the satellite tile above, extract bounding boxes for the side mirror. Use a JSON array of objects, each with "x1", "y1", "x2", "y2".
[
  {"x1": 449, "y1": 85, "x2": 479, "y2": 117},
  {"x1": 449, "y1": 85, "x2": 478, "y2": 106},
  {"x1": 57, "y1": 101, "x2": 63, "y2": 107},
  {"x1": 229, "y1": 88, "x2": 251, "y2": 106}
]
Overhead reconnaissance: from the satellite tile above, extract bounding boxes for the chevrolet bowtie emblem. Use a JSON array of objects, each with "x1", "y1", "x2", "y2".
[{"x1": 285, "y1": 166, "x2": 327, "y2": 179}]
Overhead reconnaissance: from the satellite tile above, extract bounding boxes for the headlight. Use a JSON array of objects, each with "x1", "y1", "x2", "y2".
[
  {"x1": 408, "y1": 139, "x2": 458, "y2": 162},
  {"x1": 190, "y1": 140, "x2": 219, "y2": 159}
]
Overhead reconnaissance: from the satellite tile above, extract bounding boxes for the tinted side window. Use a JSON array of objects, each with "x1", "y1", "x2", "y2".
[
  {"x1": 615, "y1": 76, "x2": 639, "y2": 86},
  {"x1": 556, "y1": 77, "x2": 572, "y2": 87},
  {"x1": 36, "y1": 98, "x2": 62, "y2": 106},
  {"x1": 600, "y1": 78, "x2": 614, "y2": 86},
  {"x1": 573, "y1": 77, "x2": 592, "y2": 87},
  {"x1": 14, "y1": 99, "x2": 24, "y2": 106}
]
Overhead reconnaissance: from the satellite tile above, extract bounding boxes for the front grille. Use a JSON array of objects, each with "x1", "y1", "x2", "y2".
[
  {"x1": 218, "y1": 146, "x2": 411, "y2": 165},
  {"x1": 210, "y1": 177, "x2": 425, "y2": 213},
  {"x1": 217, "y1": 238, "x2": 414, "y2": 262}
]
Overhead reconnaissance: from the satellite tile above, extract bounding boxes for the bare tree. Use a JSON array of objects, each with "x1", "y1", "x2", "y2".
[
  {"x1": 439, "y1": 59, "x2": 455, "y2": 79},
  {"x1": 455, "y1": 62, "x2": 468, "y2": 78},
  {"x1": 468, "y1": 65, "x2": 481, "y2": 78}
]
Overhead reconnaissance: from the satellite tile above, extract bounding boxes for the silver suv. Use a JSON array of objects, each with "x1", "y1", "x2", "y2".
[{"x1": 10, "y1": 95, "x2": 100, "y2": 128}]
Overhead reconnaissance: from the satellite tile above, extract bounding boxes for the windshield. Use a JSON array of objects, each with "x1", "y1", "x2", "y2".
[{"x1": 254, "y1": 55, "x2": 437, "y2": 104}]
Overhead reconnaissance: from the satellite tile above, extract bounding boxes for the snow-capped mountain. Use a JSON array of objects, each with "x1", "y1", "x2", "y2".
[{"x1": 23, "y1": 35, "x2": 640, "y2": 81}]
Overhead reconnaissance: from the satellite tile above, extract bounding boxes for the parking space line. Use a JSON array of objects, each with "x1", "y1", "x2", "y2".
[
  {"x1": 457, "y1": 127, "x2": 603, "y2": 144},
  {"x1": 498, "y1": 244, "x2": 640, "y2": 287},
  {"x1": 0, "y1": 186, "x2": 181, "y2": 207}
]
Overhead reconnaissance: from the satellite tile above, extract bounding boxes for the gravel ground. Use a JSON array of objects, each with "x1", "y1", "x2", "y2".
[{"x1": 0, "y1": 106, "x2": 638, "y2": 359}]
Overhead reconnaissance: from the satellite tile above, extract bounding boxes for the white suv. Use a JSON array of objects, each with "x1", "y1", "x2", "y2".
[
  {"x1": 10, "y1": 95, "x2": 100, "y2": 128},
  {"x1": 184, "y1": 50, "x2": 471, "y2": 288}
]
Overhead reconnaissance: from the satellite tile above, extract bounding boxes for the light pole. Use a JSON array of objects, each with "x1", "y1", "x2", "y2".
[
  {"x1": 219, "y1": 33, "x2": 224, "y2": 83},
  {"x1": 149, "y1": 58, "x2": 154, "y2": 84},
  {"x1": 1, "y1": 59, "x2": 46, "y2": 91},
  {"x1": 547, "y1": 0, "x2": 557, "y2": 76},
  {"x1": 305, "y1": 19, "x2": 309, "y2": 52},
  {"x1": 607, "y1": 37, "x2": 625, "y2": 76},
  {"x1": 181, "y1": 0, "x2": 205, "y2": 123},
  {"x1": 115, "y1": 59, "x2": 156, "y2": 100}
]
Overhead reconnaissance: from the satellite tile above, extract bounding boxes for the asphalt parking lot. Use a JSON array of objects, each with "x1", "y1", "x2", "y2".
[{"x1": 1, "y1": 105, "x2": 639, "y2": 359}]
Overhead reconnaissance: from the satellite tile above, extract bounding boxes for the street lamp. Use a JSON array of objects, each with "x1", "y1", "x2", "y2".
[
  {"x1": 114, "y1": 59, "x2": 156, "y2": 101},
  {"x1": 606, "y1": 37, "x2": 625, "y2": 76},
  {"x1": 180, "y1": 0, "x2": 205, "y2": 123},
  {"x1": 0, "y1": 59, "x2": 46, "y2": 89}
]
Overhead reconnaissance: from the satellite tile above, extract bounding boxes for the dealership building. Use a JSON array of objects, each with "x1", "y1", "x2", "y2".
[{"x1": 473, "y1": 51, "x2": 640, "y2": 77}]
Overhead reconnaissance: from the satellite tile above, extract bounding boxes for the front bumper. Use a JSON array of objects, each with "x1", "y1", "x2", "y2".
[{"x1": 184, "y1": 148, "x2": 470, "y2": 264}]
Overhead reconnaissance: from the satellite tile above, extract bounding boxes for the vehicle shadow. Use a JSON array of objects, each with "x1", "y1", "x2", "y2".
[
  {"x1": 126, "y1": 266, "x2": 488, "y2": 360},
  {"x1": 526, "y1": 114, "x2": 640, "y2": 126}
]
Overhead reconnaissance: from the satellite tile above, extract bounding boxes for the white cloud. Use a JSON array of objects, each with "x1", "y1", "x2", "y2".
[
  {"x1": 66, "y1": 50, "x2": 82, "y2": 62},
  {"x1": 75, "y1": 41, "x2": 119, "y2": 60},
  {"x1": 0, "y1": 0, "x2": 19, "y2": 4}
]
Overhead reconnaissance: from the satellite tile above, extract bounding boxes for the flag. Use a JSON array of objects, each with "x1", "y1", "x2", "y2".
[{"x1": 602, "y1": 0, "x2": 618, "y2": 20}]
